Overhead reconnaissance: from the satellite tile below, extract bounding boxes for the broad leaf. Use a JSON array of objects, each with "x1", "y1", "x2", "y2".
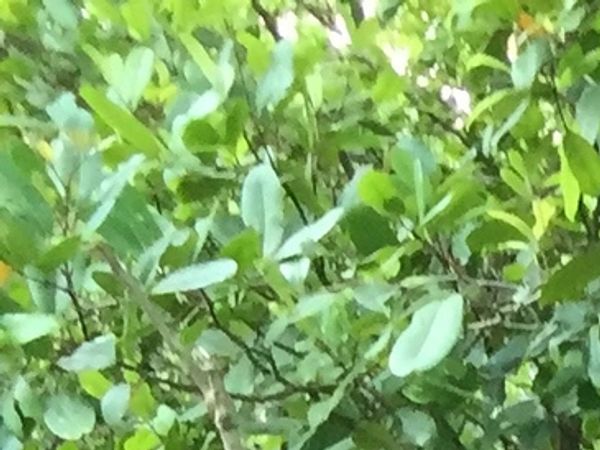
[
  {"x1": 0, "y1": 313, "x2": 59, "y2": 344},
  {"x1": 58, "y1": 334, "x2": 117, "y2": 372},
  {"x1": 564, "y1": 132, "x2": 600, "y2": 196},
  {"x1": 241, "y1": 163, "x2": 284, "y2": 256},
  {"x1": 44, "y1": 394, "x2": 95, "y2": 440},
  {"x1": 541, "y1": 245, "x2": 600, "y2": 304},
  {"x1": 275, "y1": 208, "x2": 344, "y2": 260},
  {"x1": 389, "y1": 294, "x2": 464, "y2": 377},
  {"x1": 80, "y1": 84, "x2": 163, "y2": 158},
  {"x1": 256, "y1": 39, "x2": 295, "y2": 112},
  {"x1": 101, "y1": 384, "x2": 130, "y2": 427},
  {"x1": 511, "y1": 39, "x2": 549, "y2": 90},
  {"x1": 576, "y1": 85, "x2": 600, "y2": 144},
  {"x1": 152, "y1": 259, "x2": 238, "y2": 294}
]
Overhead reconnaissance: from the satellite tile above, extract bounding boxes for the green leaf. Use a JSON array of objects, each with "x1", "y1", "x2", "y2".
[
  {"x1": 196, "y1": 329, "x2": 239, "y2": 357},
  {"x1": 43, "y1": 0, "x2": 78, "y2": 29},
  {"x1": 275, "y1": 208, "x2": 344, "y2": 260},
  {"x1": 256, "y1": 39, "x2": 295, "y2": 112},
  {"x1": 103, "y1": 47, "x2": 154, "y2": 108},
  {"x1": 357, "y1": 170, "x2": 397, "y2": 214},
  {"x1": 389, "y1": 294, "x2": 464, "y2": 377},
  {"x1": 124, "y1": 428, "x2": 160, "y2": 450},
  {"x1": 224, "y1": 355, "x2": 254, "y2": 395},
  {"x1": 80, "y1": 84, "x2": 163, "y2": 158},
  {"x1": 564, "y1": 132, "x2": 600, "y2": 196},
  {"x1": 487, "y1": 210, "x2": 535, "y2": 242},
  {"x1": 466, "y1": 53, "x2": 510, "y2": 73},
  {"x1": 398, "y1": 408, "x2": 437, "y2": 446},
  {"x1": 44, "y1": 394, "x2": 95, "y2": 440},
  {"x1": 36, "y1": 236, "x2": 81, "y2": 272},
  {"x1": 0, "y1": 313, "x2": 59, "y2": 344},
  {"x1": 83, "y1": 154, "x2": 145, "y2": 236},
  {"x1": 353, "y1": 283, "x2": 395, "y2": 316},
  {"x1": 120, "y1": 0, "x2": 152, "y2": 41},
  {"x1": 541, "y1": 245, "x2": 600, "y2": 304},
  {"x1": 291, "y1": 291, "x2": 339, "y2": 323},
  {"x1": 241, "y1": 164, "x2": 284, "y2": 256},
  {"x1": 511, "y1": 39, "x2": 549, "y2": 90},
  {"x1": 180, "y1": 33, "x2": 218, "y2": 85},
  {"x1": 576, "y1": 85, "x2": 600, "y2": 144},
  {"x1": 24, "y1": 266, "x2": 56, "y2": 313},
  {"x1": 79, "y1": 371, "x2": 112, "y2": 399},
  {"x1": 101, "y1": 383, "x2": 130, "y2": 427},
  {"x1": 589, "y1": 325, "x2": 600, "y2": 388},
  {"x1": 58, "y1": 334, "x2": 116, "y2": 372},
  {"x1": 129, "y1": 383, "x2": 155, "y2": 419},
  {"x1": 151, "y1": 404, "x2": 176, "y2": 436},
  {"x1": 559, "y1": 147, "x2": 581, "y2": 222},
  {"x1": 151, "y1": 259, "x2": 237, "y2": 295}
]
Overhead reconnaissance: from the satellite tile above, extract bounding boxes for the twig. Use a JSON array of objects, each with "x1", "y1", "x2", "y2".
[
  {"x1": 62, "y1": 267, "x2": 90, "y2": 340},
  {"x1": 250, "y1": 0, "x2": 281, "y2": 41}
]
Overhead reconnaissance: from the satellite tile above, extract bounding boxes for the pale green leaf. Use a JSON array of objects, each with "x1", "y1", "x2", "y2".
[
  {"x1": 83, "y1": 154, "x2": 145, "y2": 236},
  {"x1": 0, "y1": 313, "x2": 59, "y2": 344},
  {"x1": 389, "y1": 294, "x2": 464, "y2": 377},
  {"x1": 511, "y1": 39, "x2": 549, "y2": 90},
  {"x1": 241, "y1": 164, "x2": 284, "y2": 256},
  {"x1": 275, "y1": 208, "x2": 344, "y2": 261},
  {"x1": 151, "y1": 259, "x2": 238, "y2": 295},
  {"x1": 256, "y1": 39, "x2": 295, "y2": 112},
  {"x1": 101, "y1": 384, "x2": 130, "y2": 427},
  {"x1": 44, "y1": 394, "x2": 95, "y2": 440},
  {"x1": 58, "y1": 334, "x2": 117, "y2": 372},
  {"x1": 575, "y1": 85, "x2": 600, "y2": 144},
  {"x1": 151, "y1": 404, "x2": 176, "y2": 436}
]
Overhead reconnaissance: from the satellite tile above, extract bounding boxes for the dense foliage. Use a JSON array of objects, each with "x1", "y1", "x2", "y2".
[{"x1": 2, "y1": 0, "x2": 600, "y2": 448}]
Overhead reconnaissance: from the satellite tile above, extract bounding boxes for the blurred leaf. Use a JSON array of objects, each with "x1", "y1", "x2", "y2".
[
  {"x1": 389, "y1": 294, "x2": 464, "y2": 377},
  {"x1": 241, "y1": 164, "x2": 284, "y2": 256},
  {"x1": 101, "y1": 384, "x2": 130, "y2": 427},
  {"x1": 58, "y1": 334, "x2": 116, "y2": 372},
  {"x1": 0, "y1": 313, "x2": 59, "y2": 344},
  {"x1": 151, "y1": 259, "x2": 237, "y2": 294},
  {"x1": 511, "y1": 39, "x2": 549, "y2": 90},
  {"x1": 541, "y1": 246, "x2": 600, "y2": 304},
  {"x1": 44, "y1": 394, "x2": 95, "y2": 440},
  {"x1": 564, "y1": 132, "x2": 600, "y2": 196},
  {"x1": 589, "y1": 325, "x2": 600, "y2": 389},
  {"x1": 80, "y1": 85, "x2": 162, "y2": 158},
  {"x1": 256, "y1": 39, "x2": 295, "y2": 112},
  {"x1": 124, "y1": 427, "x2": 160, "y2": 450},
  {"x1": 576, "y1": 85, "x2": 600, "y2": 144},
  {"x1": 275, "y1": 208, "x2": 344, "y2": 261}
]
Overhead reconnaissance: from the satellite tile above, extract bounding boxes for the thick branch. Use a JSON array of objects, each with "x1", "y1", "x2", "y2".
[{"x1": 98, "y1": 245, "x2": 245, "y2": 450}]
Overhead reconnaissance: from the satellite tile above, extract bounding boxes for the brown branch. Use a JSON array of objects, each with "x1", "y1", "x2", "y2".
[{"x1": 250, "y1": 0, "x2": 281, "y2": 41}]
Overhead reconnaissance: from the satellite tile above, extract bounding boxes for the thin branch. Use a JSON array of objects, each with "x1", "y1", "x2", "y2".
[
  {"x1": 62, "y1": 267, "x2": 90, "y2": 340},
  {"x1": 250, "y1": 0, "x2": 281, "y2": 41}
]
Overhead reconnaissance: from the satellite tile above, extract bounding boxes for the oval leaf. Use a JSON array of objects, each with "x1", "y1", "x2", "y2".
[
  {"x1": 241, "y1": 164, "x2": 284, "y2": 256},
  {"x1": 44, "y1": 394, "x2": 95, "y2": 440},
  {"x1": 389, "y1": 294, "x2": 464, "y2": 377},
  {"x1": 58, "y1": 334, "x2": 116, "y2": 372},
  {"x1": 152, "y1": 259, "x2": 238, "y2": 295},
  {"x1": 101, "y1": 383, "x2": 130, "y2": 427},
  {"x1": 1, "y1": 313, "x2": 59, "y2": 344}
]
